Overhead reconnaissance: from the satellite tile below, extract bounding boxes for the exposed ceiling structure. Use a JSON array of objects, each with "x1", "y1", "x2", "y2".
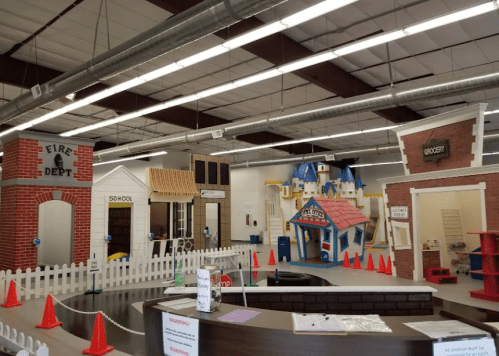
[{"x1": 1, "y1": 0, "x2": 499, "y2": 165}]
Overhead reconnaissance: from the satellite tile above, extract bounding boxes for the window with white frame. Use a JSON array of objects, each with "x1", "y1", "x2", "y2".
[{"x1": 391, "y1": 221, "x2": 412, "y2": 250}]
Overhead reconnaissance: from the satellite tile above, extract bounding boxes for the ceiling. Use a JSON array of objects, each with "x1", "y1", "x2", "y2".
[{"x1": 1, "y1": 0, "x2": 499, "y2": 163}]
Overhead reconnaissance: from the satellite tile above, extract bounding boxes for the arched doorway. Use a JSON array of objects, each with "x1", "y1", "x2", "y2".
[{"x1": 37, "y1": 200, "x2": 74, "y2": 266}]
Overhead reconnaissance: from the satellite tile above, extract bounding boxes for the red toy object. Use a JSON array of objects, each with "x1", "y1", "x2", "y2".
[
  {"x1": 425, "y1": 267, "x2": 457, "y2": 284},
  {"x1": 268, "y1": 249, "x2": 276, "y2": 265},
  {"x1": 353, "y1": 252, "x2": 362, "y2": 269},
  {"x1": 82, "y1": 313, "x2": 114, "y2": 356},
  {"x1": 252, "y1": 251, "x2": 260, "y2": 268},
  {"x1": 385, "y1": 256, "x2": 393, "y2": 275},
  {"x1": 36, "y1": 295, "x2": 62, "y2": 329},
  {"x1": 365, "y1": 254, "x2": 375, "y2": 271},
  {"x1": 1, "y1": 281, "x2": 22, "y2": 308},
  {"x1": 377, "y1": 255, "x2": 386, "y2": 273},
  {"x1": 342, "y1": 251, "x2": 351, "y2": 268},
  {"x1": 221, "y1": 275, "x2": 232, "y2": 287}
]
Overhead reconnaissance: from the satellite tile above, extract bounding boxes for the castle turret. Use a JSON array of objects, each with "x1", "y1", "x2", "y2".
[
  {"x1": 292, "y1": 169, "x2": 301, "y2": 193},
  {"x1": 323, "y1": 182, "x2": 337, "y2": 199},
  {"x1": 303, "y1": 168, "x2": 318, "y2": 200},
  {"x1": 355, "y1": 175, "x2": 364, "y2": 206},
  {"x1": 282, "y1": 180, "x2": 292, "y2": 199},
  {"x1": 340, "y1": 166, "x2": 356, "y2": 199},
  {"x1": 317, "y1": 162, "x2": 329, "y2": 193}
]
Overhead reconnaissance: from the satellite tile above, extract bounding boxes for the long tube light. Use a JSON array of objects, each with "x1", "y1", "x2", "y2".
[
  {"x1": 210, "y1": 125, "x2": 399, "y2": 155},
  {"x1": 59, "y1": 1, "x2": 499, "y2": 138},
  {"x1": 0, "y1": 0, "x2": 357, "y2": 139},
  {"x1": 93, "y1": 151, "x2": 167, "y2": 166},
  {"x1": 349, "y1": 161, "x2": 403, "y2": 168}
]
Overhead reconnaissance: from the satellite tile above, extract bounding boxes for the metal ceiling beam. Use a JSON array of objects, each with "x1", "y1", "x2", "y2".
[
  {"x1": 145, "y1": 0, "x2": 423, "y2": 124},
  {"x1": 0, "y1": 54, "x2": 332, "y2": 156}
]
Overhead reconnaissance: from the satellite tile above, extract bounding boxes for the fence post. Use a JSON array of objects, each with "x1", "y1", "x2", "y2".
[{"x1": 24, "y1": 269, "x2": 32, "y2": 301}]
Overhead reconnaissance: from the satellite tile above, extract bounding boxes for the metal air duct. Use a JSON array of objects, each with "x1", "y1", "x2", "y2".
[
  {"x1": 0, "y1": 0, "x2": 287, "y2": 124},
  {"x1": 94, "y1": 65, "x2": 499, "y2": 162}
]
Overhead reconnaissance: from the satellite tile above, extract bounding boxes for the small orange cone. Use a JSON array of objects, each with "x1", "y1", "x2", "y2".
[
  {"x1": 377, "y1": 255, "x2": 386, "y2": 273},
  {"x1": 36, "y1": 295, "x2": 62, "y2": 329},
  {"x1": 353, "y1": 252, "x2": 362, "y2": 269},
  {"x1": 82, "y1": 313, "x2": 114, "y2": 356},
  {"x1": 253, "y1": 251, "x2": 260, "y2": 268},
  {"x1": 1, "y1": 281, "x2": 22, "y2": 308},
  {"x1": 385, "y1": 256, "x2": 392, "y2": 275},
  {"x1": 268, "y1": 249, "x2": 276, "y2": 265},
  {"x1": 342, "y1": 251, "x2": 351, "y2": 268},
  {"x1": 365, "y1": 254, "x2": 375, "y2": 271}
]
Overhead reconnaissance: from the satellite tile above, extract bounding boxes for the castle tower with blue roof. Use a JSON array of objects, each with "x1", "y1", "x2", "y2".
[
  {"x1": 303, "y1": 165, "x2": 319, "y2": 199},
  {"x1": 340, "y1": 166, "x2": 356, "y2": 199}
]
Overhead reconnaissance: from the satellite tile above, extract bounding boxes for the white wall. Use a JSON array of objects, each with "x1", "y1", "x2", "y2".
[
  {"x1": 231, "y1": 164, "x2": 295, "y2": 241},
  {"x1": 93, "y1": 152, "x2": 190, "y2": 183},
  {"x1": 355, "y1": 152, "x2": 404, "y2": 194},
  {"x1": 336, "y1": 224, "x2": 364, "y2": 263}
]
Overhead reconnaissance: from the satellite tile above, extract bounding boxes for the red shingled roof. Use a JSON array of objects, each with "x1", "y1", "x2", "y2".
[{"x1": 313, "y1": 198, "x2": 369, "y2": 230}]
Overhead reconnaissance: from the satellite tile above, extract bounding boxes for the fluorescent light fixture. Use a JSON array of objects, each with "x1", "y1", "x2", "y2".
[
  {"x1": 279, "y1": 51, "x2": 338, "y2": 73},
  {"x1": 82, "y1": 89, "x2": 114, "y2": 103},
  {"x1": 162, "y1": 95, "x2": 200, "y2": 108},
  {"x1": 176, "y1": 45, "x2": 228, "y2": 67},
  {"x1": 336, "y1": 148, "x2": 378, "y2": 155},
  {"x1": 485, "y1": 109, "x2": 499, "y2": 115},
  {"x1": 139, "y1": 63, "x2": 182, "y2": 82},
  {"x1": 282, "y1": 0, "x2": 357, "y2": 27},
  {"x1": 93, "y1": 151, "x2": 168, "y2": 166},
  {"x1": 223, "y1": 22, "x2": 287, "y2": 49},
  {"x1": 404, "y1": 2, "x2": 498, "y2": 35},
  {"x1": 210, "y1": 126, "x2": 397, "y2": 155},
  {"x1": 196, "y1": 83, "x2": 238, "y2": 99},
  {"x1": 0, "y1": 152, "x2": 3, "y2": 157},
  {"x1": 349, "y1": 161, "x2": 403, "y2": 168},
  {"x1": 233, "y1": 69, "x2": 282, "y2": 87},
  {"x1": 483, "y1": 151, "x2": 499, "y2": 156},
  {"x1": 109, "y1": 77, "x2": 146, "y2": 94}
]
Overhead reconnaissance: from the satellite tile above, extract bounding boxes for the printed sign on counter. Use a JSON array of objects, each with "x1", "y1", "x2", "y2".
[
  {"x1": 87, "y1": 259, "x2": 102, "y2": 274},
  {"x1": 433, "y1": 338, "x2": 496, "y2": 356},
  {"x1": 197, "y1": 269, "x2": 211, "y2": 312},
  {"x1": 162, "y1": 313, "x2": 199, "y2": 356}
]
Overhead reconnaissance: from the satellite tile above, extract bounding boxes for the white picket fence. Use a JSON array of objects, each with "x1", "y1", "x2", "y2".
[
  {"x1": 0, "y1": 321, "x2": 48, "y2": 356},
  {"x1": 0, "y1": 245, "x2": 255, "y2": 302}
]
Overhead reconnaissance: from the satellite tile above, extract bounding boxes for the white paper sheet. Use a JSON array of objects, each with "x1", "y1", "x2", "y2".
[
  {"x1": 159, "y1": 298, "x2": 197, "y2": 310},
  {"x1": 404, "y1": 320, "x2": 490, "y2": 339},
  {"x1": 292, "y1": 313, "x2": 346, "y2": 332},
  {"x1": 336, "y1": 314, "x2": 392, "y2": 333}
]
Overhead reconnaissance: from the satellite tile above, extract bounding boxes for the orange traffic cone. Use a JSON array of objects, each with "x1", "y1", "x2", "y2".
[
  {"x1": 253, "y1": 251, "x2": 260, "y2": 268},
  {"x1": 385, "y1": 256, "x2": 393, "y2": 275},
  {"x1": 1, "y1": 281, "x2": 22, "y2": 308},
  {"x1": 342, "y1": 251, "x2": 351, "y2": 268},
  {"x1": 82, "y1": 313, "x2": 114, "y2": 356},
  {"x1": 268, "y1": 249, "x2": 276, "y2": 265},
  {"x1": 36, "y1": 295, "x2": 62, "y2": 329},
  {"x1": 377, "y1": 255, "x2": 386, "y2": 273},
  {"x1": 353, "y1": 252, "x2": 362, "y2": 269},
  {"x1": 365, "y1": 254, "x2": 375, "y2": 271}
]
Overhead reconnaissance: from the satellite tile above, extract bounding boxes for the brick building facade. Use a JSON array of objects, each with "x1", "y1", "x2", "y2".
[
  {"x1": 0, "y1": 132, "x2": 94, "y2": 271},
  {"x1": 380, "y1": 104, "x2": 492, "y2": 280}
]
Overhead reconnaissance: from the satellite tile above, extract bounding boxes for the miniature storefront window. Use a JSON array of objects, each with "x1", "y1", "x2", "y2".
[
  {"x1": 324, "y1": 229, "x2": 331, "y2": 243},
  {"x1": 339, "y1": 232, "x2": 349, "y2": 251},
  {"x1": 391, "y1": 221, "x2": 411, "y2": 250},
  {"x1": 354, "y1": 227, "x2": 363, "y2": 245}
]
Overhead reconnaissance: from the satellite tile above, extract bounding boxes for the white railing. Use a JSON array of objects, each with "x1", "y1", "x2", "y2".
[
  {"x1": 0, "y1": 245, "x2": 255, "y2": 302},
  {"x1": 0, "y1": 321, "x2": 48, "y2": 356}
]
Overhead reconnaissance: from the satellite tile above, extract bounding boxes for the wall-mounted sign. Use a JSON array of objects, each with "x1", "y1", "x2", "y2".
[
  {"x1": 422, "y1": 138, "x2": 449, "y2": 162},
  {"x1": 390, "y1": 206, "x2": 409, "y2": 219},
  {"x1": 200, "y1": 190, "x2": 225, "y2": 199},
  {"x1": 108, "y1": 195, "x2": 133, "y2": 202},
  {"x1": 302, "y1": 207, "x2": 325, "y2": 219},
  {"x1": 39, "y1": 141, "x2": 77, "y2": 180},
  {"x1": 162, "y1": 312, "x2": 199, "y2": 356}
]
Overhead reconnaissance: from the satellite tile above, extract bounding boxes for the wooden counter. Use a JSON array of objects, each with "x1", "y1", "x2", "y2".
[{"x1": 143, "y1": 294, "x2": 471, "y2": 356}]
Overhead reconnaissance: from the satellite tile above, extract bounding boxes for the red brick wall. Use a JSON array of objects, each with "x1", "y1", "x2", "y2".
[
  {"x1": 2, "y1": 139, "x2": 43, "y2": 180},
  {"x1": 386, "y1": 172, "x2": 499, "y2": 279},
  {"x1": 0, "y1": 186, "x2": 91, "y2": 271},
  {"x1": 401, "y1": 119, "x2": 476, "y2": 174},
  {"x1": 422, "y1": 251, "x2": 440, "y2": 277},
  {"x1": 0, "y1": 137, "x2": 94, "y2": 271}
]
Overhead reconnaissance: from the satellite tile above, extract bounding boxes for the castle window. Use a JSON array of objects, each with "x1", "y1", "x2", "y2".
[
  {"x1": 295, "y1": 199, "x2": 302, "y2": 210},
  {"x1": 286, "y1": 221, "x2": 291, "y2": 231}
]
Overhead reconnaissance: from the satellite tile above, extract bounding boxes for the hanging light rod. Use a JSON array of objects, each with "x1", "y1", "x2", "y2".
[
  {"x1": 93, "y1": 151, "x2": 167, "y2": 166},
  {"x1": 210, "y1": 125, "x2": 399, "y2": 155},
  {"x1": 59, "y1": 1, "x2": 499, "y2": 138},
  {"x1": 0, "y1": 0, "x2": 357, "y2": 139},
  {"x1": 349, "y1": 161, "x2": 403, "y2": 168}
]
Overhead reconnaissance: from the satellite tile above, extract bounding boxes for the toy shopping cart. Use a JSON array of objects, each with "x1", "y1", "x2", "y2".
[{"x1": 455, "y1": 252, "x2": 471, "y2": 275}]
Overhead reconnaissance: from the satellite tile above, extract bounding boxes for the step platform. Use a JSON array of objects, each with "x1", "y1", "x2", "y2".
[{"x1": 425, "y1": 267, "x2": 458, "y2": 284}]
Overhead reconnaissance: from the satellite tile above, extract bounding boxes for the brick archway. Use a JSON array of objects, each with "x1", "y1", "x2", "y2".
[{"x1": 34, "y1": 191, "x2": 79, "y2": 205}]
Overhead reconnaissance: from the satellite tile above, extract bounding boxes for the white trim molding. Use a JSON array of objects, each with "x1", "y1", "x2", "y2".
[
  {"x1": 391, "y1": 220, "x2": 412, "y2": 250},
  {"x1": 382, "y1": 183, "x2": 397, "y2": 277}
]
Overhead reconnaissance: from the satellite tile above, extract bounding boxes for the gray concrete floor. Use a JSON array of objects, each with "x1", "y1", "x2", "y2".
[{"x1": 0, "y1": 242, "x2": 497, "y2": 355}]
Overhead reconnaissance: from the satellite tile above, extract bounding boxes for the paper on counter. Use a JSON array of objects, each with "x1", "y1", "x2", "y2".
[
  {"x1": 218, "y1": 310, "x2": 261, "y2": 323},
  {"x1": 292, "y1": 313, "x2": 346, "y2": 332},
  {"x1": 336, "y1": 315, "x2": 392, "y2": 333},
  {"x1": 159, "y1": 298, "x2": 198, "y2": 310},
  {"x1": 404, "y1": 320, "x2": 490, "y2": 339}
]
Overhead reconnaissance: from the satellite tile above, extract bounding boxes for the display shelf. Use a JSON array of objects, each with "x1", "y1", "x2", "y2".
[{"x1": 467, "y1": 231, "x2": 499, "y2": 301}]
